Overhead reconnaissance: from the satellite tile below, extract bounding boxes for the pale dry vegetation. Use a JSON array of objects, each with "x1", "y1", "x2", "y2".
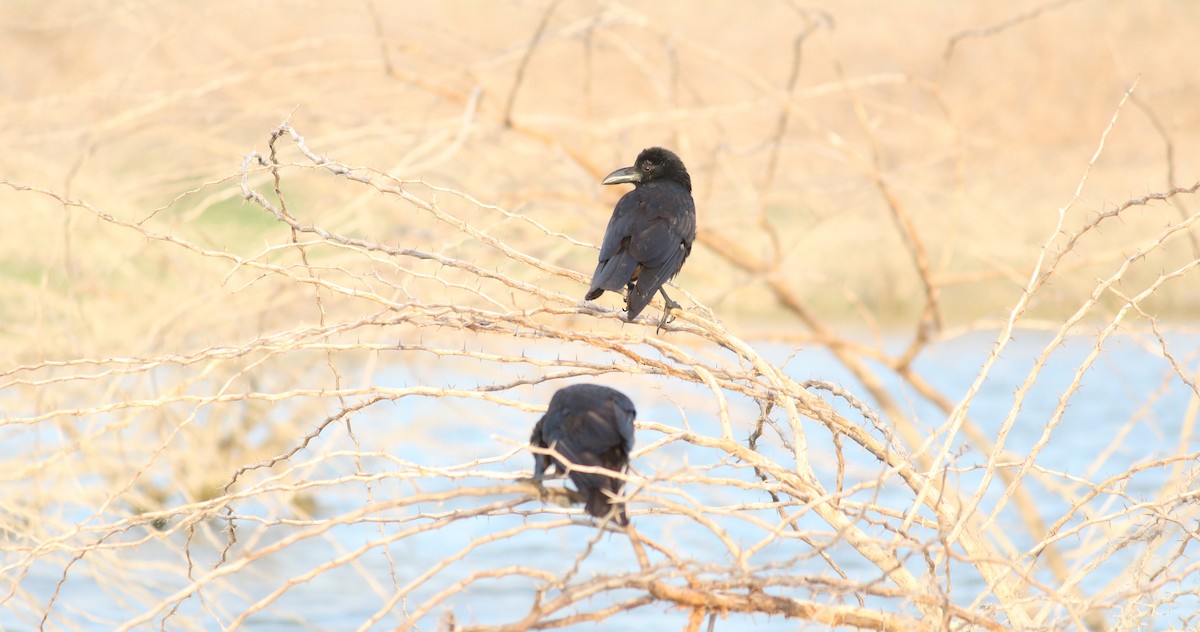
[{"x1": 2, "y1": 1, "x2": 1200, "y2": 630}]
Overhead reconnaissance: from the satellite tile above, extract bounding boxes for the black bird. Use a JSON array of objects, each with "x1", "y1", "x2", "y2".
[
  {"x1": 530, "y1": 384, "x2": 636, "y2": 526},
  {"x1": 585, "y1": 147, "x2": 696, "y2": 331}
]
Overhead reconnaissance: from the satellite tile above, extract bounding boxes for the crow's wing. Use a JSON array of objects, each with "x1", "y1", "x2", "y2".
[
  {"x1": 530, "y1": 410, "x2": 563, "y2": 478},
  {"x1": 586, "y1": 244, "x2": 638, "y2": 299},
  {"x1": 596, "y1": 192, "x2": 640, "y2": 262},
  {"x1": 624, "y1": 185, "x2": 696, "y2": 318},
  {"x1": 586, "y1": 193, "x2": 642, "y2": 299},
  {"x1": 551, "y1": 405, "x2": 628, "y2": 492},
  {"x1": 625, "y1": 237, "x2": 688, "y2": 319},
  {"x1": 626, "y1": 186, "x2": 695, "y2": 268},
  {"x1": 612, "y1": 397, "x2": 636, "y2": 455}
]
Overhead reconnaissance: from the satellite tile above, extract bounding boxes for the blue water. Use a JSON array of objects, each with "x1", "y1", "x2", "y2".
[{"x1": 3, "y1": 328, "x2": 1199, "y2": 630}]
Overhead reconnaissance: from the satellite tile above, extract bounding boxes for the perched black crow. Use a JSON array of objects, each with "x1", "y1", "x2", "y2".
[
  {"x1": 530, "y1": 384, "x2": 636, "y2": 526},
  {"x1": 585, "y1": 147, "x2": 696, "y2": 331}
]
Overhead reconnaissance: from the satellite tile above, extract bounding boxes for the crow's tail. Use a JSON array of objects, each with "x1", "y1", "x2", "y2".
[
  {"x1": 586, "y1": 254, "x2": 638, "y2": 301},
  {"x1": 584, "y1": 487, "x2": 628, "y2": 526}
]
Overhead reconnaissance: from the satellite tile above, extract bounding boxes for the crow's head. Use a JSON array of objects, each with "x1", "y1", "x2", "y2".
[{"x1": 602, "y1": 147, "x2": 691, "y2": 192}]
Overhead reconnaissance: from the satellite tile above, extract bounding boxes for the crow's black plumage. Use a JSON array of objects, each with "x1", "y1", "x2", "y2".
[
  {"x1": 585, "y1": 147, "x2": 696, "y2": 331},
  {"x1": 530, "y1": 384, "x2": 636, "y2": 526}
]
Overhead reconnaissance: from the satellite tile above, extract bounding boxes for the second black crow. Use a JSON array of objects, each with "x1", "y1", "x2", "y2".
[
  {"x1": 585, "y1": 147, "x2": 696, "y2": 331},
  {"x1": 530, "y1": 384, "x2": 636, "y2": 526}
]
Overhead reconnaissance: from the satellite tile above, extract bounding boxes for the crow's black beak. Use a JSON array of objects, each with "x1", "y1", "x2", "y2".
[{"x1": 601, "y1": 166, "x2": 641, "y2": 186}]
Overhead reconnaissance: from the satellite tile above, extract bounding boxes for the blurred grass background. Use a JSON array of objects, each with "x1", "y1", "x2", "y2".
[
  {"x1": 3, "y1": 4, "x2": 1199, "y2": 627},
  {"x1": 2, "y1": 0, "x2": 1198, "y2": 364}
]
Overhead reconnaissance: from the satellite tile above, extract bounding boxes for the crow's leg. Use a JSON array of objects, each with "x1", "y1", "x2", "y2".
[
  {"x1": 656, "y1": 287, "x2": 681, "y2": 333},
  {"x1": 532, "y1": 446, "x2": 566, "y2": 480},
  {"x1": 528, "y1": 456, "x2": 550, "y2": 499}
]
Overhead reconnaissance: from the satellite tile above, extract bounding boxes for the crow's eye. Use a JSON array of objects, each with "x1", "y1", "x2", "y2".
[{"x1": 642, "y1": 163, "x2": 653, "y2": 172}]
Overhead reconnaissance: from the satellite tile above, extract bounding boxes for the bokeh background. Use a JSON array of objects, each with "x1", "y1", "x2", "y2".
[
  {"x1": 5, "y1": 0, "x2": 1199, "y2": 355},
  {"x1": 3, "y1": 1, "x2": 1200, "y2": 630}
]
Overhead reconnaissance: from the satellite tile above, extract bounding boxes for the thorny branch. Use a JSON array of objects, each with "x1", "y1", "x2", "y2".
[
  {"x1": 4, "y1": 3, "x2": 1200, "y2": 630},
  {"x1": 4, "y1": 109, "x2": 1198, "y2": 629}
]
